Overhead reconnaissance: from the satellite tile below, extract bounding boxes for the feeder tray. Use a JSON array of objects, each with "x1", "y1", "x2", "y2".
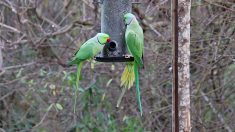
[
  {"x1": 95, "y1": 40, "x2": 134, "y2": 62},
  {"x1": 95, "y1": 56, "x2": 134, "y2": 62}
]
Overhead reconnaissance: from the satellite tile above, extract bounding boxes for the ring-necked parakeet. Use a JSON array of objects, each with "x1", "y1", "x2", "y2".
[
  {"x1": 117, "y1": 13, "x2": 144, "y2": 116},
  {"x1": 68, "y1": 33, "x2": 110, "y2": 113}
]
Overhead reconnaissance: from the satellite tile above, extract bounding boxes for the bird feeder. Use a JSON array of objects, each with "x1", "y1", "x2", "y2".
[{"x1": 95, "y1": 0, "x2": 134, "y2": 62}]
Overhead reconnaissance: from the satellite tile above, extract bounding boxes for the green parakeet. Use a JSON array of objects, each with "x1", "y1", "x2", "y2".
[
  {"x1": 117, "y1": 13, "x2": 144, "y2": 116},
  {"x1": 68, "y1": 33, "x2": 110, "y2": 113}
]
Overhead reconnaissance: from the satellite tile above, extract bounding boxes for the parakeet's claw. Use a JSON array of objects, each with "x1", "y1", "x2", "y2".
[{"x1": 123, "y1": 54, "x2": 132, "y2": 58}]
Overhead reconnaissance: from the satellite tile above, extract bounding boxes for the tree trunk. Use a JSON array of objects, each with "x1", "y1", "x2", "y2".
[{"x1": 178, "y1": 0, "x2": 191, "y2": 131}]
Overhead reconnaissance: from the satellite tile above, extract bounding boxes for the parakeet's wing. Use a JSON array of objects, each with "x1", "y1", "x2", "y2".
[
  {"x1": 126, "y1": 31, "x2": 144, "y2": 67},
  {"x1": 75, "y1": 42, "x2": 94, "y2": 60},
  {"x1": 68, "y1": 42, "x2": 94, "y2": 66}
]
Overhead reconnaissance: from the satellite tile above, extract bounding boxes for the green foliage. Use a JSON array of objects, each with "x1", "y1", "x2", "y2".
[
  {"x1": 71, "y1": 112, "x2": 118, "y2": 132},
  {"x1": 121, "y1": 116, "x2": 144, "y2": 132},
  {"x1": 71, "y1": 113, "x2": 144, "y2": 132},
  {"x1": 55, "y1": 103, "x2": 63, "y2": 111},
  {"x1": 204, "y1": 109, "x2": 213, "y2": 123},
  {"x1": 68, "y1": 79, "x2": 144, "y2": 132}
]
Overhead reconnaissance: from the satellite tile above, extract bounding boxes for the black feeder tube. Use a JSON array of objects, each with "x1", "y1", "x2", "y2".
[{"x1": 95, "y1": 0, "x2": 134, "y2": 62}]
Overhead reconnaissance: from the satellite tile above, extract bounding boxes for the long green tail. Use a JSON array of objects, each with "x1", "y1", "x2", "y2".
[
  {"x1": 74, "y1": 62, "x2": 83, "y2": 113},
  {"x1": 134, "y1": 63, "x2": 143, "y2": 116}
]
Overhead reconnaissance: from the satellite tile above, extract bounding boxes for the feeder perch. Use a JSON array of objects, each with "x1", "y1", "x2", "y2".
[{"x1": 95, "y1": 0, "x2": 134, "y2": 62}]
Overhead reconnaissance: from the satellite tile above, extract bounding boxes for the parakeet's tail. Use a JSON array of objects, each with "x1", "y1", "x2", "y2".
[
  {"x1": 120, "y1": 62, "x2": 135, "y2": 89},
  {"x1": 74, "y1": 61, "x2": 83, "y2": 113},
  {"x1": 134, "y1": 62, "x2": 143, "y2": 116},
  {"x1": 117, "y1": 62, "x2": 135, "y2": 108}
]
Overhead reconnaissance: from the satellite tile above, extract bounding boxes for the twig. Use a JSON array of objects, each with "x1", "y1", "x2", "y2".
[
  {"x1": 149, "y1": 105, "x2": 171, "y2": 114},
  {"x1": 200, "y1": 91, "x2": 232, "y2": 132},
  {"x1": 204, "y1": 0, "x2": 235, "y2": 12},
  {"x1": 116, "y1": 86, "x2": 127, "y2": 108},
  {"x1": 0, "y1": 72, "x2": 38, "y2": 86},
  {"x1": 81, "y1": 0, "x2": 95, "y2": 9},
  {"x1": 1, "y1": 0, "x2": 17, "y2": 13},
  {"x1": 0, "y1": 128, "x2": 6, "y2": 132},
  {"x1": 45, "y1": 20, "x2": 92, "y2": 37},
  {"x1": 0, "y1": 90, "x2": 16, "y2": 101},
  {"x1": 145, "y1": 0, "x2": 169, "y2": 15},
  {"x1": 31, "y1": 104, "x2": 53, "y2": 130},
  {"x1": 0, "y1": 22, "x2": 21, "y2": 33},
  {"x1": 4, "y1": 62, "x2": 35, "y2": 70},
  {"x1": 143, "y1": 19, "x2": 164, "y2": 38},
  {"x1": 133, "y1": 7, "x2": 166, "y2": 40}
]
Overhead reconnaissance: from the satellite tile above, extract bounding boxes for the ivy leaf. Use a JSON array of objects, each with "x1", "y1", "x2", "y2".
[{"x1": 55, "y1": 103, "x2": 63, "y2": 110}]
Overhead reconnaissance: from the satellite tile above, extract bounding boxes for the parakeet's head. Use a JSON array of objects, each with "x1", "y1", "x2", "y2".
[
  {"x1": 96, "y1": 33, "x2": 111, "y2": 45},
  {"x1": 124, "y1": 13, "x2": 136, "y2": 25}
]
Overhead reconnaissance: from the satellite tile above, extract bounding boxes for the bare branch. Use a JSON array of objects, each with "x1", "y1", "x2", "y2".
[
  {"x1": 4, "y1": 62, "x2": 35, "y2": 70},
  {"x1": 31, "y1": 104, "x2": 54, "y2": 130},
  {"x1": 204, "y1": 0, "x2": 235, "y2": 12},
  {"x1": 200, "y1": 91, "x2": 233, "y2": 132},
  {"x1": 0, "y1": 22, "x2": 21, "y2": 33}
]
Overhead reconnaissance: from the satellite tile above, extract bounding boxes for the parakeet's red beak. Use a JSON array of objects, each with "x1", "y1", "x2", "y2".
[{"x1": 107, "y1": 38, "x2": 111, "y2": 43}]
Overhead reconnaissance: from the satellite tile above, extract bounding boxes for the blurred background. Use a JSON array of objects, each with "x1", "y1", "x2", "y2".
[{"x1": 0, "y1": 0, "x2": 235, "y2": 131}]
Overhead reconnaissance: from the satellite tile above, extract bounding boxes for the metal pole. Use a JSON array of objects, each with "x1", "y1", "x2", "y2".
[
  {"x1": 95, "y1": 0, "x2": 133, "y2": 62},
  {"x1": 172, "y1": 0, "x2": 179, "y2": 131}
]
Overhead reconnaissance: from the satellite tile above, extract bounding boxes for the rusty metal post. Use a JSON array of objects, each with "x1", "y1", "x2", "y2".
[{"x1": 172, "y1": 0, "x2": 179, "y2": 131}]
